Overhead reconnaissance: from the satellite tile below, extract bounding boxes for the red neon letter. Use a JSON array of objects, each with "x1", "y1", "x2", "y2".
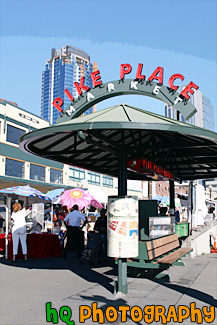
[
  {"x1": 136, "y1": 63, "x2": 145, "y2": 80},
  {"x1": 148, "y1": 67, "x2": 164, "y2": 84},
  {"x1": 64, "y1": 89, "x2": 74, "y2": 101},
  {"x1": 74, "y1": 77, "x2": 90, "y2": 95},
  {"x1": 52, "y1": 97, "x2": 63, "y2": 113},
  {"x1": 91, "y1": 70, "x2": 102, "y2": 87},
  {"x1": 120, "y1": 64, "x2": 132, "y2": 79},
  {"x1": 180, "y1": 82, "x2": 199, "y2": 99},
  {"x1": 168, "y1": 74, "x2": 184, "y2": 91}
]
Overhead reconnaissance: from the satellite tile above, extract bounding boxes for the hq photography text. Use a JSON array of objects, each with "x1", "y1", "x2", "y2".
[{"x1": 45, "y1": 302, "x2": 215, "y2": 324}]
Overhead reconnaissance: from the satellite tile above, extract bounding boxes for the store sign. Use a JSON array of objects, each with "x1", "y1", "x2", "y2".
[
  {"x1": 127, "y1": 158, "x2": 174, "y2": 180},
  {"x1": 55, "y1": 64, "x2": 199, "y2": 124},
  {"x1": 31, "y1": 203, "x2": 44, "y2": 231},
  {"x1": 107, "y1": 196, "x2": 139, "y2": 258}
]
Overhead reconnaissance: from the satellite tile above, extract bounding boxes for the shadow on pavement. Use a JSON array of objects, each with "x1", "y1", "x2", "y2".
[
  {"x1": 127, "y1": 266, "x2": 217, "y2": 307},
  {"x1": 152, "y1": 279, "x2": 217, "y2": 307},
  {"x1": 0, "y1": 254, "x2": 116, "y2": 294},
  {"x1": 1, "y1": 255, "x2": 216, "y2": 307},
  {"x1": 128, "y1": 268, "x2": 217, "y2": 307}
]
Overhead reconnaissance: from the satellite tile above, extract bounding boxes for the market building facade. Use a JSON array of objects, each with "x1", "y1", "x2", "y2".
[
  {"x1": 0, "y1": 100, "x2": 66, "y2": 200},
  {"x1": 0, "y1": 99, "x2": 144, "y2": 205}
]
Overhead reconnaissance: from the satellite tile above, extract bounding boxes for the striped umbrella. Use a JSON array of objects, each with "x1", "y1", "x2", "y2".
[{"x1": 0, "y1": 185, "x2": 50, "y2": 201}]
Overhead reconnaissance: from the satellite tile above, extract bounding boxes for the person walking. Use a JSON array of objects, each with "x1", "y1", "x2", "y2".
[
  {"x1": 175, "y1": 208, "x2": 180, "y2": 223},
  {"x1": 11, "y1": 202, "x2": 28, "y2": 262},
  {"x1": 94, "y1": 208, "x2": 107, "y2": 258},
  {"x1": 63, "y1": 205, "x2": 87, "y2": 258}
]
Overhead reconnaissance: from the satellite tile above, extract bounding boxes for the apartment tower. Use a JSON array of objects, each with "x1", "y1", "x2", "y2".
[{"x1": 41, "y1": 45, "x2": 96, "y2": 124}]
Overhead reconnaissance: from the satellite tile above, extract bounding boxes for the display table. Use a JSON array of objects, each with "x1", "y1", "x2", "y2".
[{"x1": 0, "y1": 233, "x2": 62, "y2": 260}]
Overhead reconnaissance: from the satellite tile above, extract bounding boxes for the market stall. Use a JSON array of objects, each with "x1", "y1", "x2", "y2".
[
  {"x1": 0, "y1": 233, "x2": 61, "y2": 260},
  {"x1": 0, "y1": 185, "x2": 51, "y2": 259}
]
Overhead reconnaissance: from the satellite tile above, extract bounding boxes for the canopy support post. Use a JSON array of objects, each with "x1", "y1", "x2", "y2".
[
  {"x1": 189, "y1": 181, "x2": 194, "y2": 235},
  {"x1": 148, "y1": 181, "x2": 152, "y2": 200},
  {"x1": 169, "y1": 180, "x2": 175, "y2": 216},
  {"x1": 117, "y1": 147, "x2": 128, "y2": 295}
]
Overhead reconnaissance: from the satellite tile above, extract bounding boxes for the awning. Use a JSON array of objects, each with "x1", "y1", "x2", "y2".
[
  {"x1": 0, "y1": 175, "x2": 70, "y2": 194},
  {"x1": 19, "y1": 103, "x2": 217, "y2": 182}
]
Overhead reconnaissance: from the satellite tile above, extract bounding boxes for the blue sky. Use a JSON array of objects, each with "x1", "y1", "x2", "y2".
[{"x1": 0, "y1": 0, "x2": 217, "y2": 129}]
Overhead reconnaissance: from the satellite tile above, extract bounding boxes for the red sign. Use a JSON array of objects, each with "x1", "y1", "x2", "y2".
[
  {"x1": 52, "y1": 63, "x2": 199, "y2": 112},
  {"x1": 127, "y1": 158, "x2": 174, "y2": 180}
]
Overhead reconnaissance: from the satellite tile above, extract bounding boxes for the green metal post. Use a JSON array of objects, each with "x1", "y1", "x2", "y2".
[
  {"x1": 118, "y1": 151, "x2": 127, "y2": 198},
  {"x1": 118, "y1": 258, "x2": 127, "y2": 294},
  {"x1": 169, "y1": 180, "x2": 175, "y2": 216},
  {"x1": 189, "y1": 181, "x2": 193, "y2": 235},
  {"x1": 148, "y1": 181, "x2": 152, "y2": 200},
  {"x1": 117, "y1": 136, "x2": 128, "y2": 294}
]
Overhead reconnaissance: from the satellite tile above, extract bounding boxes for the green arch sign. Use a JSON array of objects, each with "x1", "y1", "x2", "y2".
[{"x1": 56, "y1": 78, "x2": 197, "y2": 124}]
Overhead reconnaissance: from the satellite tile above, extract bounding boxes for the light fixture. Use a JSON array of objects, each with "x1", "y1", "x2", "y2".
[{"x1": 78, "y1": 131, "x2": 86, "y2": 140}]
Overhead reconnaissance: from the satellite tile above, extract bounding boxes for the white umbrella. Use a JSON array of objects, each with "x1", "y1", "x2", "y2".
[
  {"x1": 52, "y1": 196, "x2": 62, "y2": 204},
  {"x1": 45, "y1": 188, "x2": 65, "y2": 200},
  {"x1": 87, "y1": 186, "x2": 108, "y2": 204}
]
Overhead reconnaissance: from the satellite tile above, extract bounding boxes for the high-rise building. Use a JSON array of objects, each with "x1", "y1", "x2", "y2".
[
  {"x1": 41, "y1": 45, "x2": 96, "y2": 124},
  {"x1": 164, "y1": 89, "x2": 216, "y2": 199},
  {"x1": 164, "y1": 89, "x2": 215, "y2": 131}
]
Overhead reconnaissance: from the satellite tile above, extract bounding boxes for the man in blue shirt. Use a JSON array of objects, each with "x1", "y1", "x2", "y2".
[{"x1": 63, "y1": 205, "x2": 87, "y2": 258}]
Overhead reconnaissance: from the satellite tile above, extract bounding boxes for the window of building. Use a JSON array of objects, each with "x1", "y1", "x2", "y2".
[
  {"x1": 6, "y1": 125, "x2": 25, "y2": 145},
  {"x1": 5, "y1": 158, "x2": 24, "y2": 178},
  {"x1": 88, "y1": 172, "x2": 100, "y2": 186},
  {"x1": 0, "y1": 195, "x2": 6, "y2": 205},
  {"x1": 102, "y1": 175, "x2": 113, "y2": 188},
  {"x1": 30, "y1": 164, "x2": 45, "y2": 181},
  {"x1": 69, "y1": 167, "x2": 85, "y2": 181},
  {"x1": 50, "y1": 168, "x2": 63, "y2": 184}
]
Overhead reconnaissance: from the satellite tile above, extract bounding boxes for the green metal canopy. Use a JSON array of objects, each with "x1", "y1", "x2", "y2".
[{"x1": 19, "y1": 104, "x2": 217, "y2": 182}]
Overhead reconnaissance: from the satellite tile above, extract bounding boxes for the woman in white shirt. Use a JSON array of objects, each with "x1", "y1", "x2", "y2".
[{"x1": 11, "y1": 202, "x2": 27, "y2": 262}]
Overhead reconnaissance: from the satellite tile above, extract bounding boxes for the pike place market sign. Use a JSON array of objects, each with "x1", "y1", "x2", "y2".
[{"x1": 54, "y1": 64, "x2": 199, "y2": 123}]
